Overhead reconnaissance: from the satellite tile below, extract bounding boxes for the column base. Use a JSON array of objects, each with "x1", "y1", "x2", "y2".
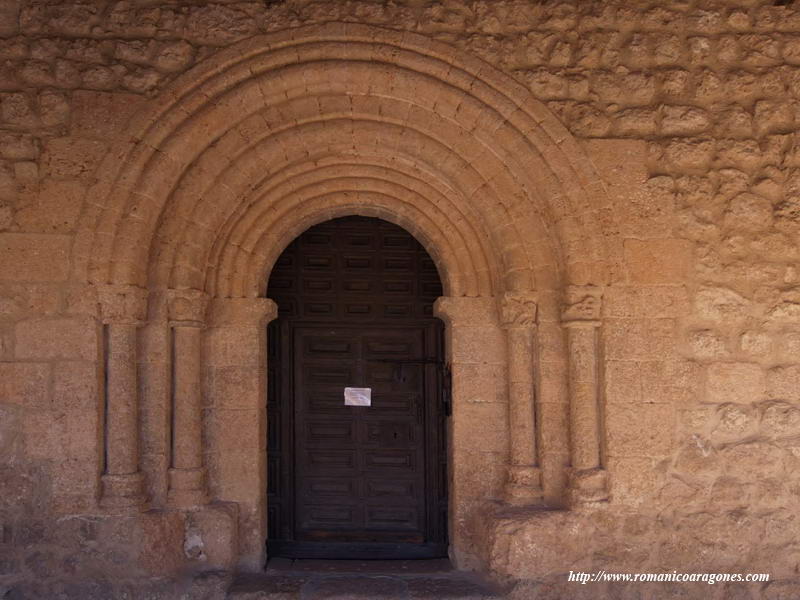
[
  {"x1": 100, "y1": 472, "x2": 148, "y2": 513},
  {"x1": 505, "y1": 465, "x2": 544, "y2": 506},
  {"x1": 567, "y1": 467, "x2": 609, "y2": 506},
  {"x1": 168, "y1": 467, "x2": 209, "y2": 508}
]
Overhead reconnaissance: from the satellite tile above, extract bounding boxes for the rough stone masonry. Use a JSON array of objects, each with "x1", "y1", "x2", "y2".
[{"x1": 1, "y1": 0, "x2": 800, "y2": 598}]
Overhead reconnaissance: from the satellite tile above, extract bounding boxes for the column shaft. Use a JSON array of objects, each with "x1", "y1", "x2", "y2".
[
  {"x1": 562, "y1": 286, "x2": 609, "y2": 505},
  {"x1": 566, "y1": 324, "x2": 601, "y2": 471},
  {"x1": 499, "y1": 292, "x2": 543, "y2": 505},
  {"x1": 106, "y1": 323, "x2": 140, "y2": 475},
  {"x1": 172, "y1": 326, "x2": 203, "y2": 470},
  {"x1": 507, "y1": 326, "x2": 537, "y2": 468},
  {"x1": 97, "y1": 284, "x2": 148, "y2": 512},
  {"x1": 167, "y1": 290, "x2": 209, "y2": 508}
]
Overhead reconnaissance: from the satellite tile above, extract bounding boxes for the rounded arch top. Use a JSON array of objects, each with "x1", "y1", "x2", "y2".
[{"x1": 74, "y1": 21, "x2": 612, "y2": 298}]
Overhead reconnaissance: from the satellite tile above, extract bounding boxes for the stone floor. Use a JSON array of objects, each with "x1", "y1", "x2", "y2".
[{"x1": 226, "y1": 559, "x2": 506, "y2": 600}]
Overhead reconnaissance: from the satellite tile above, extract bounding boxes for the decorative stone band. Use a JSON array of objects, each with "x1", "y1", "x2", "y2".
[
  {"x1": 96, "y1": 283, "x2": 149, "y2": 325},
  {"x1": 499, "y1": 292, "x2": 544, "y2": 506},
  {"x1": 167, "y1": 288, "x2": 209, "y2": 328},
  {"x1": 561, "y1": 285, "x2": 609, "y2": 506},
  {"x1": 209, "y1": 297, "x2": 278, "y2": 327}
]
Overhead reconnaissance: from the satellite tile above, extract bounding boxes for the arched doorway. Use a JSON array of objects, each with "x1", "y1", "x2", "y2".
[{"x1": 265, "y1": 216, "x2": 448, "y2": 559}]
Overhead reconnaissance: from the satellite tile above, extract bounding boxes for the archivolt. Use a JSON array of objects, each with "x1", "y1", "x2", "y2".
[{"x1": 74, "y1": 23, "x2": 611, "y2": 297}]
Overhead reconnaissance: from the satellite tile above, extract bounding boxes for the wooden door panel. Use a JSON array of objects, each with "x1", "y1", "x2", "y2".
[{"x1": 267, "y1": 216, "x2": 447, "y2": 559}]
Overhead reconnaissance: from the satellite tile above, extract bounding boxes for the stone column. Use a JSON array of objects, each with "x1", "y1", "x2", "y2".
[
  {"x1": 208, "y1": 297, "x2": 278, "y2": 571},
  {"x1": 167, "y1": 289, "x2": 210, "y2": 508},
  {"x1": 499, "y1": 292, "x2": 544, "y2": 505},
  {"x1": 97, "y1": 284, "x2": 149, "y2": 512},
  {"x1": 562, "y1": 286, "x2": 609, "y2": 505}
]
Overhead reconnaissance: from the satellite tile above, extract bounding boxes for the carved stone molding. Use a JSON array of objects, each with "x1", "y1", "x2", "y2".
[
  {"x1": 167, "y1": 288, "x2": 209, "y2": 327},
  {"x1": 210, "y1": 297, "x2": 278, "y2": 327},
  {"x1": 96, "y1": 284, "x2": 148, "y2": 325},
  {"x1": 561, "y1": 286, "x2": 602, "y2": 324},
  {"x1": 499, "y1": 292, "x2": 538, "y2": 328}
]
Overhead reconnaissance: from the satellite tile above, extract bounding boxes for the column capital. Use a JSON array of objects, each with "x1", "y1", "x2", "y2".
[
  {"x1": 167, "y1": 288, "x2": 209, "y2": 327},
  {"x1": 210, "y1": 297, "x2": 278, "y2": 327},
  {"x1": 561, "y1": 285, "x2": 603, "y2": 324},
  {"x1": 96, "y1": 284, "x2": 148, "y2": 325},
  {"x1": 499, "y1": 291, "x2": 538, "y2": 328}
]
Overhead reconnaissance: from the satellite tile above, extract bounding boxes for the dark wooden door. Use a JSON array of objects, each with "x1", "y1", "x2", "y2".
[{"x1": 266, "y1": 217, "x2": 447, "y2": 559}]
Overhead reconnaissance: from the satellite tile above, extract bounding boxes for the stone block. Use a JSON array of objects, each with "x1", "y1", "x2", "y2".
[
  {"x1": 661, "y1": 105, "x2": 711, "y2": 136},
  {"x1": 606, "y1": 403, "x2": 674, "y2": 457},
  {"x1": 687, "y1": 329, "x2": 730, "y2": 360},
  {"x1": 454, "y1": 402, "x2": 508, "y2": 453},
  {"x1": 606, "y1": 456, "x2": 663, "y2": 507},
  {"x1": 766, "y1": 365, "x2": 800, "y2": 402},
  {"x1": 0, "y1": 132, "x2": 39, "y2": 160},
  {"x1": 693, "y1": 286, "x2": 751, "y2": 323},
  {"x1": 451, "y1": 362, "x2": 506, "y2": 404},
  {"x1": 53, "y1": 361, "x2": 99, "y2": 411},
  {"x1": 208, "y1": 408, "x2": 263, "y2": 457},
  {"x1": 15, "y1": 317, "x2": 98, "y2": 361},
  {"x1": 205, "y1": 327, "x2": 263, "y2": 368},
  {"x1": 0, "y1": 404, "x2": 22, "y2": 460},
  {"x1": 14, "y1": 179, "x2": 86, "y2": 233},
  {"x1": 623, "y1": 238, "x2": 693, "y2": 284},
  {"x1": 0, "y1": 362, "x2": 49, "y2": 407},
  {"x1": 71, "y1": 91, "x2": 147, "y2": 140},
  {"x1": 185, "y1": 502, "x2": 239, "y2": 570},
  {"x1": 604, "y1": 360, "x2": 641, "y2": 403},
  {"x1": 208, "y1": 366, "x2": 260, "y2": 409},
  {"x1": 0, "y1": 233, "x2": 71, "y2": 282},
  {"x1": 41, "y1": 137, "x2": 107, "y2": 181},
  {"x1": 0, "y1": 1, "x2": 20, "y2": 37},
  {"x1": 706, "y1": 362, "x2": 765, "y2": 404}
]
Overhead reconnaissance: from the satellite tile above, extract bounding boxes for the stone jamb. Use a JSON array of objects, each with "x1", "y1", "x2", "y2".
[{"x1": 206, "y1": 296, "x2": 277, "y2": 571}]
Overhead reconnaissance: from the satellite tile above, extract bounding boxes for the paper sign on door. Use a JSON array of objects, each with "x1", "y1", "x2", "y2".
[{"x1": 344, "y1": 387, "x2": 371, "y2": 406}]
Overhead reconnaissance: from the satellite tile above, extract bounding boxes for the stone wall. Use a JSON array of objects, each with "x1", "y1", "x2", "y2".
[{"x1": 1, "y1": 1, "x2": 799, "y2": 598}]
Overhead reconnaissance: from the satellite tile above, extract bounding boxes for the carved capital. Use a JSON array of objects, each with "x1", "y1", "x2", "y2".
[
  {"x1": 167, "y1": 289, "x2": 209, "y2": 327},
  {"x1": 210, "y1": 297, "x2": 278, "y2": 327},
  {"x1": 561, "y1": 286, "x2": 603, "y2": 323},
  {"x1": 499, "y1": 292, "x2": 538, "y2": 328},
  {"x1": 96, "y1": 284, "x2": 148, "y2": 325}
]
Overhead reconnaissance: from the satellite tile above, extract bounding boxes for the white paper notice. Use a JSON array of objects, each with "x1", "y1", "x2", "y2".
[{"x1": 344, "y1": 387, "x2": 372, "y2": 407}]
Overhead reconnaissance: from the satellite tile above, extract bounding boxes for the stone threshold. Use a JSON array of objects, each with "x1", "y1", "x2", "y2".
[{"x1": 226, "y1": 558, "x2": 506, "y2": 599}]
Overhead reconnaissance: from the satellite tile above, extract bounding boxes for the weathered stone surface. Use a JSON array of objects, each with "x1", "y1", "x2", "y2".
[
  {"x1": 0, "y1": 233, "x2": 70, "y2": 281},
  {"x1": 0, "y1": 2, "x2": 799, "y2": 596},
  {"x1": 14, "y1": 317, "x2": 97, "y2": 361},
  {"x1": 706, "y1": 362, "x2": 765, "y2": 404}
]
